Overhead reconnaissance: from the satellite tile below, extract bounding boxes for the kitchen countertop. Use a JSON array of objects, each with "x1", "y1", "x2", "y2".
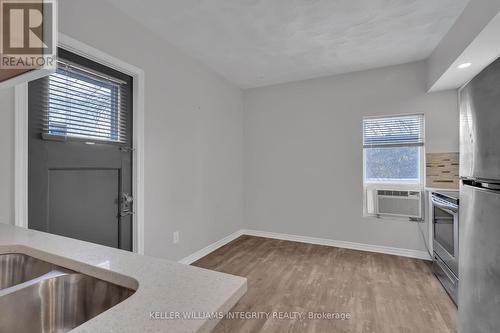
[
  {"x1": 425, "y1": 187, "x2": 459, "y2": 192},
  {"x1": 0, "y1": 224, "x2": 247, "y2": 333}
]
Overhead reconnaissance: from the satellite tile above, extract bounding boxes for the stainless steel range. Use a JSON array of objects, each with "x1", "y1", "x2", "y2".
[{"x1": 431, "y1": 191, "x2": 459, "y2": 305}]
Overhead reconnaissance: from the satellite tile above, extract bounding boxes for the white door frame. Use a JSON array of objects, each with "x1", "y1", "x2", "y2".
[{"x1": 14, "y1": 33, "x2": 145, "y2": 254}]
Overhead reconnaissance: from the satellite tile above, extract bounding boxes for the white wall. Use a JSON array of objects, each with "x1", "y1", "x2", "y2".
[
  {"x1": 0, "y1": 0, "x2": 245, "y2": 261},
  {"x1": 244, "y1": 61, "x2": 458, "y2": 252}
]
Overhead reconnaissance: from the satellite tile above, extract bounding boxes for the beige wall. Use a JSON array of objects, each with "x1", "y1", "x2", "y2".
[{"x1": 244, "y1": 61, "x2": 459, "y2": 252}]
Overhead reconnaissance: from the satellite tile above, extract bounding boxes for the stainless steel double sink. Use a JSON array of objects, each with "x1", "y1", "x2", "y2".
[{"x1": 0, "y1": 253, "x2": 135, "y2": 332}]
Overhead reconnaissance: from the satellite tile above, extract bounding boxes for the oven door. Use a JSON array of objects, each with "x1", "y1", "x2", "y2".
[{"x1": 432, "y1": 196, "x2": 459, "y2": 276}]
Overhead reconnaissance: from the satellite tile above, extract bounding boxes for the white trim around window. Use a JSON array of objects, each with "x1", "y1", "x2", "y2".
[
  {"x1": 362, "y1": 114, "x2": 425, "y2": 220},
  {"x1": 14, "y1": 33, "x2": 146, "y2": 255}
]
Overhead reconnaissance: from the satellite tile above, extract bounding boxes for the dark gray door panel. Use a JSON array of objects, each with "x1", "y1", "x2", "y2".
[
  {"x1": 48, "y1": 169, "x2": 120, "y2": 248},
  {"x1": 28, "y1": 48, "x2": 133, "y2": 251}
]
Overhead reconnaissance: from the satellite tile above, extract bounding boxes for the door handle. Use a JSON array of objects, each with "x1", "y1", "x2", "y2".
[
  {"x1": 120, "y1": 211, "x2": 135, "y2": 218},
  {"x1": 120, "y1": 192, "x2": 134, "y2": 218},
  {"x1": 121, "y1": 192, "x2": 133, "y2": 204}
]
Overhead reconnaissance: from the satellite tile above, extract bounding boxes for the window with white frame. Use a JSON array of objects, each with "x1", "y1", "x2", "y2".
[
  {"x1": 39, "y1": 60, "x2": 129, "y2": 143},
  {"x1": 363, "y1": 114, "x2": 425, "y2": 217}
]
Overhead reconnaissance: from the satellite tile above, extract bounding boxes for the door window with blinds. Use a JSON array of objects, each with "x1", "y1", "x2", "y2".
[
  {"x1": 35, "y1": 50, "x2": 131, "y2": 144},
  {"x1": 363, "y1": 114, "x2": 425, "y2": 183}
]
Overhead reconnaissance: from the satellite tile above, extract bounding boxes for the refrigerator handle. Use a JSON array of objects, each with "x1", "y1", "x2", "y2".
[{"x1": 463, "y1": 179, "x2": 500, "y2": 191}]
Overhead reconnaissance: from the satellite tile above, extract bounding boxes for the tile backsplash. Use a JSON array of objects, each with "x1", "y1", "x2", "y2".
[{"x1": 426, "y1": 152, "x2": 460, "y2": 189}]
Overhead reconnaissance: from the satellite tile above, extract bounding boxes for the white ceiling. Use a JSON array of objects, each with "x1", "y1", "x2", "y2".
[{"x1": 107, "y1": 0, "x2": 470, "y2": 88}]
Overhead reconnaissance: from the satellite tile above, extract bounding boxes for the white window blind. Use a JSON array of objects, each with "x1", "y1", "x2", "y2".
[
  {"x1": 363, "y1": 114, "x2": 424, "y2": 183},
  {"x1": 38, "y1": 60, "x2": 129, "y2": 143},
  {"x1": 363, "y1": 114, "x2": 424, "y2": 148}
]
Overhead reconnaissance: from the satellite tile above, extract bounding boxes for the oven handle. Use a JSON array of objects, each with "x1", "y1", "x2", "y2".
[{"x1": 431, "y1": 196, "x2": 458, "y2": 214}]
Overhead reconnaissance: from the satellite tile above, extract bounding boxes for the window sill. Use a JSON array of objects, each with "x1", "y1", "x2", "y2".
[
  {"x1": 364, "y1": 181, "x2": 422, "y2": 186},
  {"x1": 363, "y1": 213, "x2": 425, "y2": 223}
]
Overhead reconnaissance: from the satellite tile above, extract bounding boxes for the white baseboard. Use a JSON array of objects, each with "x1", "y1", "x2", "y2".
[
  {"x1": 178, "y1": 229, "x2": 431, "y2": 265},
  {"x1": 242, "y1": 229, "x2": 431, "y2": 261},
  {"x1": 178, "y1": 230, "x2": 244, "y2": 265}
]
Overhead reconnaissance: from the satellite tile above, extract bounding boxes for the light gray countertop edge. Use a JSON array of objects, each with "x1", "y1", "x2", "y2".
[
  {"x1": 0, "y1": 224, "x2": 247, "y2": 333},
  {"x1": 424, "y1": 187, "x2": 459, "y2": 192}
]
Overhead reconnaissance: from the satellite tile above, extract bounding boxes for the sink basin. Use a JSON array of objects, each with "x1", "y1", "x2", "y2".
[
  {"x1": 0, "y1": 253, "x2": 58, "y2": 290},
  {"x1": 0, "y1": 254, "x2": 135, "y2": 333}
]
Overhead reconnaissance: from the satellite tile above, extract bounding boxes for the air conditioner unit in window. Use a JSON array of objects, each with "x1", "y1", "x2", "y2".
[{"x1": 375, "y1": 190, "x2": 422, "y2": 219}]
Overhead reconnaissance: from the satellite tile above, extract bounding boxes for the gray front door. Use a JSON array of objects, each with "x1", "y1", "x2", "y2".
[{"x1": 28, "y1": 48, "x2": 133, "y2": 251}]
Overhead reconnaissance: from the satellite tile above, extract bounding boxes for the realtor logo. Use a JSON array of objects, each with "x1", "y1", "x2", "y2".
[{"x1": 0, "y1": 0, "x2": 56, "y2": 69}]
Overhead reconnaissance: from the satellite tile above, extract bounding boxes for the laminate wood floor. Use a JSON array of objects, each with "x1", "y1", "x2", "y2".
[{"x1": 193, "y1": 235, "x2": 456, "y2": 333}]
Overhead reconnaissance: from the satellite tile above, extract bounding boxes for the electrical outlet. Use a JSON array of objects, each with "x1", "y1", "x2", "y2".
[{"x1": 173, "y1": 231, "x2": 180, "y2": 244}]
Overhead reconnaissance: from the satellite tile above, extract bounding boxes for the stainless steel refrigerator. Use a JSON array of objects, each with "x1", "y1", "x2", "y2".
[{"x1": 459, "y1": 57, "x2": 500, "y2": 333}]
